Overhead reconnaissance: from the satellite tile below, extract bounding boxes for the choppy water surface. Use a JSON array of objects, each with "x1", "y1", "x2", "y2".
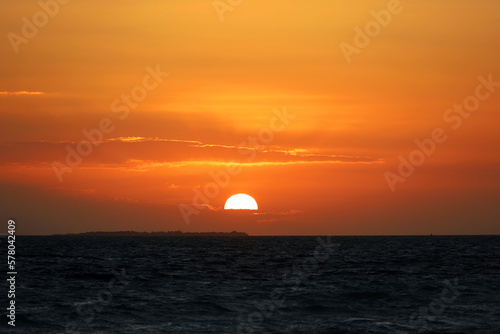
[{"x1": 2, "y1": 235, "x2": 499, "y2": 333}]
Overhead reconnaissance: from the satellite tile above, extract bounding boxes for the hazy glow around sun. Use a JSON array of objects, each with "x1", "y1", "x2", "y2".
[{"x1": 224, "y1": 194, "x2": 258, "y2": 210}]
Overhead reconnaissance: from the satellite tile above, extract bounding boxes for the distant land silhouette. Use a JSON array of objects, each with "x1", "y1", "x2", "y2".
[{"x1": 54, "y1": 230, "x2": 249, "y2": 237}]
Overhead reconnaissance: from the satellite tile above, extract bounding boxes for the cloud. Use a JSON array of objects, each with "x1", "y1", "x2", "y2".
[
  {"x1": 255, "y1": 209, "x2": 306, "y2": 223},
  {"x1": 0, "y1": 137, "x2": 383, "y2": 168},
  {"x1": 107, "y1": 137, "x2": 383, "y2": 163},
  {"x1": 0, "y1": 91, "x2": 45, "y2": 96},
  {"x1": 254, "y1": 210, "x2": 304, "y2": 216}
]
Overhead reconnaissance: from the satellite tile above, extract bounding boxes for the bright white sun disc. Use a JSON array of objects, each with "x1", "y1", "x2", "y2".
[{"x1": 224, "y1": 194, "x2": 258, "y2": 210}]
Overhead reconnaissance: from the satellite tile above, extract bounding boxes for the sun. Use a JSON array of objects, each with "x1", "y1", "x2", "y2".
[{"x1": 224, "y1": 194, "x2": 258, "y2": 210}]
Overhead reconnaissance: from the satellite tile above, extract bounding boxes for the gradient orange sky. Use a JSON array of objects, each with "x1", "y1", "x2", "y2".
[{"x1": 1, "y1": 0, "x2": 499, "y2": 235}]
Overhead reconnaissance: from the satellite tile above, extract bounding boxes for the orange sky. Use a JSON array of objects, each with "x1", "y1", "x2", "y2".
[{"x1": 1, "y1": 0, "x2": 499, "y2": 235}]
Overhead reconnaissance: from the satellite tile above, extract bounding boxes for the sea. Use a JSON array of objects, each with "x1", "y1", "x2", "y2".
[{"x1": 1, "y1": 235, "x2": 499, "y2": 333}]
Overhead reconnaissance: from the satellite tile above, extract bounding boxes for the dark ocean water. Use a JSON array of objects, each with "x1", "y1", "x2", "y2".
[{"x1": 1, "y1": 235, "x2": 499, "y2": 333}]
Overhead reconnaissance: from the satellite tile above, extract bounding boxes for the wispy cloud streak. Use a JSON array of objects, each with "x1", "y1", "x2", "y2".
[{"x1": 0, "y1": 91, "x2": 45, "y2": 96}]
